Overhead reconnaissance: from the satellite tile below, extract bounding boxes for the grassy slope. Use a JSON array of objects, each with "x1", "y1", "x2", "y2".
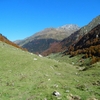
[{"x1": 0, "y1": 42, "x2": 100, "y2": 100}]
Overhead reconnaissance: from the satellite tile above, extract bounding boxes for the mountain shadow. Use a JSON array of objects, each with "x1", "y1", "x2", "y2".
[{"x1": 22, "y1": 38, "x2": 59, "y2": 54}]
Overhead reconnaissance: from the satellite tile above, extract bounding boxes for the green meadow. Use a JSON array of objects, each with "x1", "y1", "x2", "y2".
[{"x1": 0, "y1": 42, "x2": 100, "y2": 100}]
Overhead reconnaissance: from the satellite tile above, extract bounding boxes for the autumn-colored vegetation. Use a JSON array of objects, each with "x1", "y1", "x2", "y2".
[
  {"x1": 42, "y1": 32, "x2": 79, "y2": 56},
  {"x1": 42, "y1": 42, "x2": 62, "y2": 56},
  {"x1": 0, "y1": 34, "x2": 27, "y2": 51},
  {"x1": 67, "y1": 24, "x2": 100, "y2": 64}
]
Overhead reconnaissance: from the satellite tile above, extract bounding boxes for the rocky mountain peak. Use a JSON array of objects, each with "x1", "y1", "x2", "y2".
[{"x1": 57, "y1": 24, "x2": 80, "y2": 31}]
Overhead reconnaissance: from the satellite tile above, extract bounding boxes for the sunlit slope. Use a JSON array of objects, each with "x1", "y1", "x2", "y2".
[{"x1": 0, "y1": 42, "x2": 100, "y2": 100}]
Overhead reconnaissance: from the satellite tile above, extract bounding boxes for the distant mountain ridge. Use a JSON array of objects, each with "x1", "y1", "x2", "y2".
[
  {"x1": 15, "y1": 24, "x2": 80, "y2": 53},
  {"x1": 42, "y1": 15, "x2": 100, "y2": 56},
  {"x1": 57, "y1": 24, "x2": 80, "y2": 30},
  {"x1": 15, "y1": 24, "x2": 79, "y2": 45}
]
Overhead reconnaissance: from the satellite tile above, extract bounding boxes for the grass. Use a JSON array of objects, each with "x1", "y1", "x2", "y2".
[{"x1": 0, "y1": 42, "x2": 100, "y2": 100}]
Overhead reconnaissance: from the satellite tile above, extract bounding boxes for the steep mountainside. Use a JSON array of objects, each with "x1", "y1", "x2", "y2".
[
  {"x1": 15, "y1": 24, "x2": 79, "y2": 53},
  {"x1": 74, "y1": 24, "x2": 100, "y2": 50},
  {"x1": 67, "y1": 24, "x2": 100, "y2": 64},
  {"x1": 42, "y1": 15, "x2": 100, "y2": 56},
  {"x1": 0, "y1": 34, "x2": 27, "y2": 51}
]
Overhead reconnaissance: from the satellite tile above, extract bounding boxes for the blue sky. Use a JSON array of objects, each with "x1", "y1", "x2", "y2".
[{"x1": 0, "y1": 0, "x2": 100, "y2": 41}]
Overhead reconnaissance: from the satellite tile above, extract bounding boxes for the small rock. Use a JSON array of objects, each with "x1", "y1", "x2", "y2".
[
  {"x1": 66, "y1": 90, "x2": 70, "y2": 93},
  {"x1": 34, "y1": 58, "x2": 37, "y2": 60},
  {"x1": 50, "y1": 66, "x2": 54, "y2": 70},
  {"x1": 72, "y1": 62, "x2": 75, "y2": 65},
  {"x1": 39, "y1": 54, "x2": 43, "y2": 57},
  {"x1": 30, "y1": 53, "x2": 33, "y2": 55},
  {"x1": 44, "y1": 98, "x2": 47, "y2": 100},
  {"x1": 52, "y1": 91, "x2": 61, "y2": 96},
  {"x1": 87, "y1": 97, "x2": 98, "y2": 100},
  {"x1": 48, "y1": 79, "x2": 50, "y2": 81},
  {"x1": 53, "y1": 84, "x2": 58, "y2": 88},
  {"x1": 67, "y1": 94, "x2": 81, "y2": 100},
  {"x1": 78, "y1": 67, "x2": 86, "y2": 71}
]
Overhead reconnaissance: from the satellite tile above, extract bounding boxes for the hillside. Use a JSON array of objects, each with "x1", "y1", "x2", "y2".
[
  {"x1": 74, "y1": 24, "x2": 100, "y2": 50},
  {"x1": 0, "y1": 41, "x2": 100, "y2": 100},
  {"x1": 0, "y1": 34, "x2": 27, "y2": 51},
  {"x1": 42, "y1": 15, "x2": 100, "y2": 56},
  {"x1": 67, "y1": 24, "x2": 100, "y2": 64},
  {"x1": 15, "y1": 24, "x2": 79, "y2": 54}
]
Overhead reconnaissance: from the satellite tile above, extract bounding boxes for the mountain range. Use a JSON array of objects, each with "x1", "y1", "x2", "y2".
[
  {"x1": 42, "y1": 15, "x2": 100, "y2": 56},
  {"x1": 14, "y1": 24, "x2": 80, "y2": 54},
  {"x1": 14, "y1": 15, "x2": 100, "y2": 57}
]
